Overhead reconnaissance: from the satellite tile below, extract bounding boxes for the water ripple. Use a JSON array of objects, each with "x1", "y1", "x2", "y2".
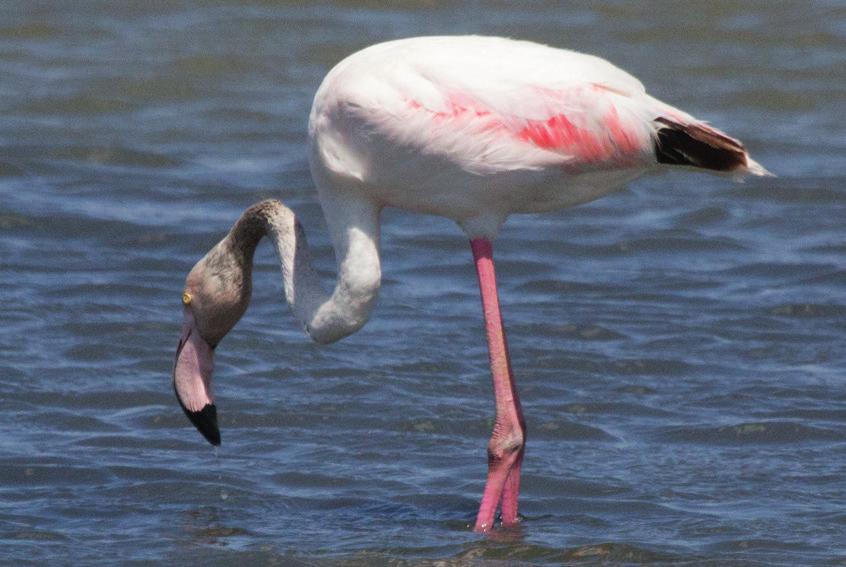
[{"x1": 1, "y1": 2, "x2": 845, "y2": 566}]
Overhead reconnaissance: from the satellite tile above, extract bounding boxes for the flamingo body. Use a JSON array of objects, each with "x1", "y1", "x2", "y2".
[
  {"x1": 308, "y1": 36, "x2": 764, "y2": 237},
  {"x1": 173, "y1": 36, "x2": 769, "y2": 533}
]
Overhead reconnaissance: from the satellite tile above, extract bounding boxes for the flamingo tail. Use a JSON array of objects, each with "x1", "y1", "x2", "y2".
[{"x1": 653, "y1": 116, "x2": 771, "y2": 177}]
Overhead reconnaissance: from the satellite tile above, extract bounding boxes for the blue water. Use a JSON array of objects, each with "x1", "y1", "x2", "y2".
[{"x1": 1, "y1": 2, "x2": 845, "y2": 565}]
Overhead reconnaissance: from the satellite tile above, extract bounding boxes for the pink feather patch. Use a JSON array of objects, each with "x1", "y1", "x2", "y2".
[{"x1": 407, "y1": 90, "x2": 644, "y2": 167}]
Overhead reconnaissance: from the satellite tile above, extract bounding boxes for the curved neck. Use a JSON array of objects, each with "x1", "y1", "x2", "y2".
[{"x1": 228, "y1": 197, "x2": 382, "y2": 344}]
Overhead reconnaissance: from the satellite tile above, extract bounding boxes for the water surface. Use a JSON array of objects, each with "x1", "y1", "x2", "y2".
[{"x1": 1, "y1": 2, "x2": 845, "y2": 565}]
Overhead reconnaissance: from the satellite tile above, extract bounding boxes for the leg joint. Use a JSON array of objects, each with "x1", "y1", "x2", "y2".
[{"x1": 487, "y1": 428, "x2": 525, "y2": 463}]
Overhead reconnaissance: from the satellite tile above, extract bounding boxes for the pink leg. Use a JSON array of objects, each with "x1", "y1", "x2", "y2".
[{"x1": 471, "y1": 238, "x2": 526, "y2": 532}]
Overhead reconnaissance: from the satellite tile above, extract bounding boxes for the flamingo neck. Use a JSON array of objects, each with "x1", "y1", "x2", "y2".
[{"x1": 244, "y1": 197, "x2": 381, "y2": 344}]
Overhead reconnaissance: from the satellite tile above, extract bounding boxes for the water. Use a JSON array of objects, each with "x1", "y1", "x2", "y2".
[{"x1": 1, "y1": 2, "x2": 845, "y2": 565}]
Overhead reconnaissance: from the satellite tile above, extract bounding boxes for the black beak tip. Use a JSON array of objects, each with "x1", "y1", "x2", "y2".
[
  {"x1": 177, "y1": 398, "x2": 221, "y2": 446},
  {"x1": 191, "y1": 404, "x2": 221, "y2": 446}
]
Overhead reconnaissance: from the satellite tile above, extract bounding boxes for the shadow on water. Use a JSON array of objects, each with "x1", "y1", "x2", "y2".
[
  {"x1": 181, "y1": 506, "x2": 253, "y2": 548},
  {"x1": 174, "y1": 514, "x2": 690, "y2": 566}
]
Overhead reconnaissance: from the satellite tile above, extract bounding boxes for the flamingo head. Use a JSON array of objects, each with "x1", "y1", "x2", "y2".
[{"x1": 173, "y1": 242, "x2": 253, "y2": 446}]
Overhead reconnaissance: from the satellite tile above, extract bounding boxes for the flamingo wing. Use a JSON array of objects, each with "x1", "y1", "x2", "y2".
[{"x1": 320, "y1": 36, "x2": 661, "y2": 176}]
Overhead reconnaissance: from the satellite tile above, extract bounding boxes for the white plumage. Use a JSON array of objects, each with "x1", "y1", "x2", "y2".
[{"x1": 308, "y1": 35, "x2": 765, "y2": 237}]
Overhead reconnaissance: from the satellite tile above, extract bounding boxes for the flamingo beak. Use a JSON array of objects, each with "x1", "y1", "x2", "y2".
[{"x1": 173, "y1": 309, "x2": 220, "y2": 446}]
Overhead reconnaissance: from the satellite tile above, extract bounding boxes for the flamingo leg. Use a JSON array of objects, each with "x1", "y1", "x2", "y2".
[{"x1": 471, "y1": 238, "x2": 526, "y2": 532}]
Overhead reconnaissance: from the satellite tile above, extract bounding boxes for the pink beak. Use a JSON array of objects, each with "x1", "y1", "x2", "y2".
[{"x1": 173, "y1": 310, "x2": 220, "y2": 445}]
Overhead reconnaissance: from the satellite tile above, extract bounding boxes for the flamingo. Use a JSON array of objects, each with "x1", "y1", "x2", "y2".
[{"x1": 172, "y1": 35, "x2": 769, "y2": 532}]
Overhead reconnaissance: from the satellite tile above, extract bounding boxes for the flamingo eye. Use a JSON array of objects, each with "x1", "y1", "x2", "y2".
[{"x1": 182, "y1": 291, "x2": 193, "y2": 306}]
